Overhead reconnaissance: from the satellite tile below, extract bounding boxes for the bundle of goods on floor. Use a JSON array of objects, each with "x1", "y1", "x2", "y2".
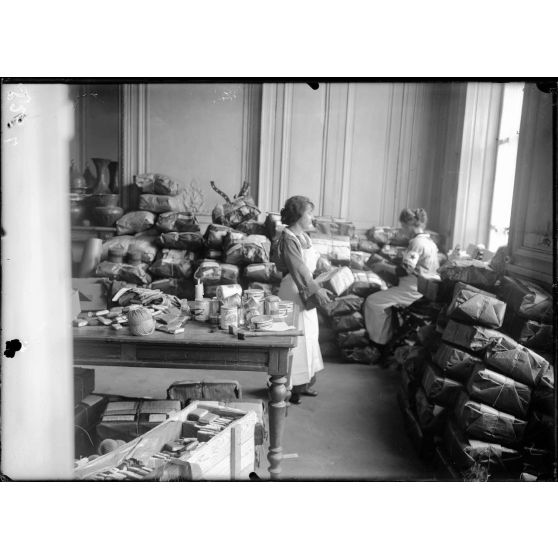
[
  {"x1": 393, "y1": 261, "x2": 555, "y2": 481},
  {"x1": 309, "y1": 220, "x2": 445, "y2": 363},
  {"x1": 74, "y1": 371, "x2": 266, "y2": 480}
]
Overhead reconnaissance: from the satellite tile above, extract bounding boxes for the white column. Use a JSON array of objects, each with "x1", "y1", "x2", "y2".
[{"x1": 1, "y1": 83, "x2": 74, "y2": 479}]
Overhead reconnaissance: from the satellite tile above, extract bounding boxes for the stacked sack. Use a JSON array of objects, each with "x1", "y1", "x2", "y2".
[
  {"x1": 395, "y1": 258, "x2": 555, "y2": 480},
  {"x1": 307, "y1": 218, "x2": 390, "y2": 363}
]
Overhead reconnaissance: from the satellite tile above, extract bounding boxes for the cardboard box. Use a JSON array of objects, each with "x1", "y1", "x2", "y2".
[{"x1": 72, "y1": 278, "x2": 108, "y2": 311}]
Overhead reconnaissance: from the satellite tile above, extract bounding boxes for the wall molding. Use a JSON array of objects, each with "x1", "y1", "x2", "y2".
[
  {"x1": 339, "y1": 83, "x2": 355, "y2": 219},
  {"x1": 257, "y1": 83, "x2": 278, "y2": 213},
  {"x1": 278, "y1": 83, "x2": 293, "y2": 211},
  {"x1": 120, "y1": 83, "x2": 149, "y2": 211},
  {"x1": 319, "y1": 83, "x2": 331, "y2": 215},
  {"x1": 241, "y1": 84, "x2": 262, "y2": 200}
]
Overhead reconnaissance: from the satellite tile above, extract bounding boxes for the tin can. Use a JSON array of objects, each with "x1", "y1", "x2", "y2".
[
  {"x1": 220, "y1": 305, "x2": 238, "y2": 330},
  {"x1": 189, "y1": 299, "x2": 210, "y2": 322},
  {"x1": 265, "y1": 295, "x2": 281, "y2": 315},
  {"x1": 209, "y1": 297, "x2": 221, "y2": 316},
  {"x1": 216, "y1": 284, "x2": 242, "y2": 301},
  {"x1": 251, "y1": 314, "x2": 273, "y2": 330}
]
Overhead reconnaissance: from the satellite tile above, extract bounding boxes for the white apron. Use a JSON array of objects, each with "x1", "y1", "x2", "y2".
[{"x1": 278, "y1": 229, "x2": 324, "y2": 388}]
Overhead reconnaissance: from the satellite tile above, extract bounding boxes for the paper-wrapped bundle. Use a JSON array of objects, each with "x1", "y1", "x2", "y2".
[
  {"x1": 417, "y1": 274, "x2": 453, "y2": 303},
  {"x1": 447, "y1": 286, "x2": 506, "y2": 328},
  {"x1": 349, "y1": 251, "x2": 370, "y2": 270},
  {"x1": 454, "y1": 394, "x2": 527, "y2": 447},
  {"x1": 331, "y1": 311, "x2": 364, "y2": 332},
  {"x1": 139, "y1": 191, "x2": 191, "y2": 214},
  {"x1": 309, "y1": 233, "x2": 352, "y2": 263},
  {"x1": 532, "y1": 366, "x2": 554, "y2": 416},
  {"x1": 244, "y1": 263, "x2": 282, "y2": 283},
  {"x1": 128, "y1": 232, "x2": 159, "y2": 264},
  {"x1": 366, "y1": 226, "x2": 408, "y2": 246},
  {"x1": 439, "y1": 259, "x2": 498, "y2": 288},
  {"x1": 341, "y1": 345, "x2": 380, "y2": 364},
  {"x1": 395, "y1": 345, "x2": 427, "y2": 382},
  {"x1": 235, "y1": 220, "x2": 267, "y2": 236},
  {"x1": 467, "y1": 365, "x2": 531, "y2": 419},
  {"x1": 357, "y1": 239, "x2": 381, "y2": 254},
  {"x1": 496, "y1": 276, "x2": 552, "y2": 323},
  {"x1": 313, "y1": 216, "x2": 355, "y2": 237},
  {"x1": 322, "y1": 294, "x2": 364, "y2": 318},
  {"x1": 149, "y1": 249, "x2": 195, "y2": 279},
  {"x1": 210, "y1": 181, "x2": 260, "y2": 227},
  {"x1": 222, "y1": 230, "x2": 248, "y2": 252},
  {"x1": 415, "y1": 387, "x2": 448, "y2": 434},
  {"x1": 156, "y1": 211, "x2": 199, "y2": 233},
  {"x1": 346, "y1": 270, "x2": 387, "y2": 298},
  {"x1": 441, "y1": 320, "x2": 509, "y2": 353},
  {"x1": 315, "y1": 266, "x2": 355, "y2": 296},
  {"x1": 336, "y1": 328, "x2": 370, "y2": 349},
  {"x1": 134, "y1": 173, "x2": 180, "y2": 196},
  {"x1": 224, "y1": 235, "x2": 270, "y2": 266},
  {"x1": 443, "y1": 420, "x2": 521, "y2": 473},
  {"x1": 158, "y1": 232, "x2": 204, "y2": 251},
  {"x1": 314, "y1": 255, "x2": 333, "y2": 277},
  {"x1": 421, "y1": 362, "x2": 463, "y2": 407},
  {"x1": 204, "y1": 224, "x2": 234, "y2": 249},
  {"x1": 101, "y1": 235, "x2": 133, "y2": 261},
  {"x1": 369, "y1": 260, "x2": 400, "y2": 287},
  {"x1": 502, "y1": 308, "x2": 553, "y2": 351},
  {"x1": 432, "y1": 342, "x2": 483, "y2": 383},
  {"x1": 194, "y1": 260, "x2": 240, "y2": 286},
  {"x1": 483, "y1": 335, "x2": 549, "y2": 387},
  {"x1": 116, "y1": 211, "x2": 156, "y2": 235},
  {"x1": 248, "y1": 282, "x2": 278, "y2": 296}
]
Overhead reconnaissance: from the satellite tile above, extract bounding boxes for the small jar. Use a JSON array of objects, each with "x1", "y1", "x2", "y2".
[{"x1": 108, "y1": 247, "x2": 126, "y2": 264}]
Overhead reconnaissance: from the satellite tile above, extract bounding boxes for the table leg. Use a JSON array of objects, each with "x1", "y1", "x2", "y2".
[{"x1": 267, "y1": 372, "x2": 288, "y2": 480}]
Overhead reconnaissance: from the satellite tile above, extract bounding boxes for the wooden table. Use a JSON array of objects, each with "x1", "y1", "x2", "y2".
[{"x1": 73, "y1": 320, "x2": 299, "y2": 480}]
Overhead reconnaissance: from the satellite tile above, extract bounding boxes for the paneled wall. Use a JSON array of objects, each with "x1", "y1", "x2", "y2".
[
  {"x1": 121, "y1": 83, "x2": 261, "y2": 213},
  {"x1": 259, "y1": 82, "x2": 466, "y2": 246}
]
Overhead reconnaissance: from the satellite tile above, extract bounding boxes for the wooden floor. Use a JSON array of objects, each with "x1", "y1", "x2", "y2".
[{"x1": 94, "y1": 357, "x2": 434, "y2": 481}]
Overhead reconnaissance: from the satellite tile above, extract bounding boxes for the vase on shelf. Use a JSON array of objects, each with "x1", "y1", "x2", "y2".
[
  {"x1": 91, "y1": 157, "x2": 112, "y2": 195},
  {"x1": 91, "y1": 205, "x2": 124, "y2": 227},
  {"x1": 108, "y1": 161, "x2": 120, "y2": 194}
]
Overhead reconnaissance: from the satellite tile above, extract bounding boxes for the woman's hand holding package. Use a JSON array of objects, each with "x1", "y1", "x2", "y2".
[{"x1": 314, "y1": 287, "x2": 334, "y2": 306}]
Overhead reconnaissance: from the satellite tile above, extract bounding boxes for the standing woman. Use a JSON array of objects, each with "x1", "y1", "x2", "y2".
[
  {"x1": 364, "y1": 208, "x2": 439, "y2": 360},
  {"x1": 276, "y1": 196, "x2": 333, "y2": 404}
]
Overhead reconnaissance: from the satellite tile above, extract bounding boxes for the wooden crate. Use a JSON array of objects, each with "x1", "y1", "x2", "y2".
[{"x1": 74, "y1": 401, "x2": 257, "y2": 480}]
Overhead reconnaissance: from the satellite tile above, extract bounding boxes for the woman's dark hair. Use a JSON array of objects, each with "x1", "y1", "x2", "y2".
[
  {"x1": 399, "y1": 208, "x2": 428, "y2": 228},
  {"x1": 280, "y1": 196, "x2": 314, "y2": 226}
]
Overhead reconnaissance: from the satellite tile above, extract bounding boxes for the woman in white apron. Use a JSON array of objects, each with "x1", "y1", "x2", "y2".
[
  {"x1": 276, "y1": 196, "x2": 333, "y2": 404},
  {"x1": 364, "y1": 208, "x2": 439, "y2": 361}
]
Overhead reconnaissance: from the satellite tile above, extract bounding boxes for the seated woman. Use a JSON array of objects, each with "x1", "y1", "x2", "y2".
[{"x1": 363, "y1": 208, "x2": 439, "y2": 361}]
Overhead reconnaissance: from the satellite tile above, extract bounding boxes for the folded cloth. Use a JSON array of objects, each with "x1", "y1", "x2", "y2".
[
  {"x1": 441, "y1": 320, "x2": 509, "y2": 353},
  {"x1": 447, "y1": 286, "x2": 506, "y2": 328},
  {"x1": 483, "y1": 335, "x2": 550, "y2": 387},
  {"x1": 443, "y1": 420, "x2": 521, "y2": 474},
  {"x1": 454, "y1": 393, "x2": 527, "y2": 447},
  {"x1": 336, "y1": 328, "x2": 370, "y2": 349},
  {"x1": 421, "y1": 362, "x2": 463, "y2": 407},
  {"x1": 432, "y1": 342, "x2": 484, "y2": 383},
  {"x1": 532, "y1": 366, "x2": 554, "y2": 416},
  {"x1": 496, "y1": 275, "x2": 552, "y2": 323},
  {"x1": 466, "y1": 365, "x2": 532, "y2": 419},
  {"x1": 321, "y1": 294, "x2": 364, "y2": 318},
  {"x1": 158, "y1": 232, "x2": 204, "y2": 251},
  {"x1": 439, "y1": 259, "x2": 498, "y2": 288},
  {"x1": 331, "y1": 311, "x2": 365, "y2": 332},
  {"x1": 415, "y1": 387, "x2": 448, "y2": 434}
]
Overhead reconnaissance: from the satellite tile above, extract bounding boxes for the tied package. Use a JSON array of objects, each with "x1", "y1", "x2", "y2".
[
  {"x1": 483, "y1": 335, "x2": 550, "y2": 387},
  {"x1": 309, "y1": 233, "x2": 352, "y2": 262},
  {"x1": 244, "y1": 263, "x2": 282, "y2": 284},
  {"x1": 454, "y1": 393, "x2": 527, "y2": 447},
  {"x1": 421, "y1": 362, "x2": 463, "y2": 407},
  {"x1": 432, "y1": 342, "x2": 483, "y2": 383},
  {"x1": 204, "y1": 224, "x2": 234, "y2": 249},
  {"x1": 366, "y1": 226, "x2": 408, "y2": 246},
  {"x1": 336, "y1": 328, "x2": 370, "y2": 349},
  {"x1": 156, "y1": 211, "x2": 200, "y2": 232},
  {"x1": 341, "y1": 345, "x2": 380, "y2": 364},
  {"x1": 503, "y1": 311, "x2": 553, "y2": 351},
  {"x1": 348, "y1": 270, "x2": 387, "y2": 297},
  {"x1": 439, "y1": 259, "x2": 498, "y2": 288},
  {"x1": 447, "y1": 285, "x2": 506, "y2": 328},
  {"x1": 443, "y1": 421, "x2": 520, "y2": 473},
  {"x1": 115, "y1": 211, "x2": 156, "y2": 235},
  {"x1": 322, "y1": 294, "x2": 364, "y2": 318},
  {"x1": 139, "y1": 190, "x2": 191, "y2": 214},
  {"x1": 149, "y1": 249, "x2": 195, "y2": 279},
  {"x1": 158, "y1": 232, "x2": 204, "y2": 251},
  {"x1": 417, "y1": 273, "x2": 453, "y2": 303},
  {"x1": 331, "y1": 311, "x2": 364, "y2": 332},
  {"x1": 497, "y1": 276, "x2": 552, "y2": 323},
  {"x1": 316, "y1": 266, "x2": 355, "y2": 297},
  {"x1": 224, "y1": 235, "x2": 270, "y2": 266},
  {"x1": 467, "y1": 365, "x2": 532, "y2": 419},
  {"x1": 533, "y1": 367, "x2": 554, "y2": 416},
  {"x1": 415, "y1": 387, "x2": 447, "y2": 434},
  {"x1": 441, "y1": 320, "x2": 510, "y2": 353}
]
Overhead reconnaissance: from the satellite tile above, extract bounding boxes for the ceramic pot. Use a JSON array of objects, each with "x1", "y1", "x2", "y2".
[
  {"x1": 91, "y1": 158, "x2": 112, "y2": 195},
  {"x1": 91, "y1": 205, "x2": 124, "y2": 227},
  {"x1": 70, "y1": 202, "x2": 86, "y2": 225},
  {"x1": 89, "y1": 193, "x2": 120, "y2": 207},
  {"x1": 108, "y1": 161, "x2": 120, "y2": 194}
]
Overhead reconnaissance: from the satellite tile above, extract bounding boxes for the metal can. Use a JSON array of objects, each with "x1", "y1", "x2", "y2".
[
  {"x1": 220, "y1": 305, "x2": 238, "y2": 330},
  {"x1": 189, "y1": 299, "x2": 210, "y2": 322},
  {"x1": 265, "y1": 295, "x2": 281, "y2": 315},
  {"x1": 251, "y1": 315, "x2": 273, "y2": 330},
  {"x1": 209, "y1": 297, "x2": 221, "y2": 316}
]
